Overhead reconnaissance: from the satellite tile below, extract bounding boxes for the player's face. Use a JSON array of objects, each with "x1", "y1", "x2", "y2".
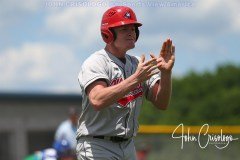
[{"x1": 113, "y1": 24, "x2": 136, "y2": 51}]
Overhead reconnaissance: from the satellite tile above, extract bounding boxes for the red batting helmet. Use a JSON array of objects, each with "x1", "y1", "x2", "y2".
[{"x1": 101, "y1": 6, "x2": 142, "y2": 44}]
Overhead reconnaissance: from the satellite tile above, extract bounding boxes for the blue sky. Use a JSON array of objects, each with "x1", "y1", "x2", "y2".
[{"x1": 0, "y1": 0, "x2": 239, "y2": 93}]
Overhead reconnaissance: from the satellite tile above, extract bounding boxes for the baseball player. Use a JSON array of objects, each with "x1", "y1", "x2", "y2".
[
  {"x1": 54, "y1": 107, "x2": 79, "y2": 151},
  {"x1": 77, "y1": 6, "x2": 175, "y2": 160}
]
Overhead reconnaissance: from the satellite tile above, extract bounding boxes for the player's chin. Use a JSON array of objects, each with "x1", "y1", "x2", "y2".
[{"x1": 126, "y1": 42, "x2": 135, "y2": 50}]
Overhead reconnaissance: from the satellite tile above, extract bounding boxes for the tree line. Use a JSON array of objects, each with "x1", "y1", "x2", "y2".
[{"x1": 139, "y1": 63, "x2": 240, "y2": 125}]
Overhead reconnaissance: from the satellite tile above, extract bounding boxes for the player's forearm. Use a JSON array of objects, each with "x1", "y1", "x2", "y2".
[
  {"x1": 90, "y1": 74, "x2": 140, "y2": 110},
  {"x1": 153, "y1": 71, "x2": 172, "y2": 110}
]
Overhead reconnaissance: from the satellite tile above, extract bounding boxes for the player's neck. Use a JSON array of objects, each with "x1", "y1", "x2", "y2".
[{"x1": 105, "y1": 45, "x2": 126, "y2": 58}]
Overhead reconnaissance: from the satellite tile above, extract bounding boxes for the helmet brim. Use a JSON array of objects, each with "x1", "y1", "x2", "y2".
[{"x1": 108, "y1": 21, "x2": 142, "y2": 28}]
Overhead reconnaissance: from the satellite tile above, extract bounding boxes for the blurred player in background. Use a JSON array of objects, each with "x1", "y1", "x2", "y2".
[{"x1": 54, "y1": 107, "x2": 79, "y2": 151}]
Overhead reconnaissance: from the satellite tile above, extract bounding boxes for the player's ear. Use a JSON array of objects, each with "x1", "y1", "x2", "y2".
[{"x1": 110, "y1": 28, "x2": 117, "y2": 41}]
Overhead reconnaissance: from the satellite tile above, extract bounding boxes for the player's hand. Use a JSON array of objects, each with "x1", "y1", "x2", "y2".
[
  {"x1": 134, "y1": 55, "x2": 159, "y2": 83},
  {"x1": 150, "y1": 38, "x2": 175, "y2": 73}
]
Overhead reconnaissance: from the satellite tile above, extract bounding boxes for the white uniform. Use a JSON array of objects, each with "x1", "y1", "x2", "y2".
[
  {"x1": 76, "y1": 49, "x2": 160, "y2": 160},
  {"x1": 54, "y1": 119, "x2": 77, "y2": 150}
]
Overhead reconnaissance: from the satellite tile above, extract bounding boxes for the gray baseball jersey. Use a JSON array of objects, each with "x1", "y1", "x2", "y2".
[{"x1": 77, "y1": 49, "x2": 160, "y2": 139}]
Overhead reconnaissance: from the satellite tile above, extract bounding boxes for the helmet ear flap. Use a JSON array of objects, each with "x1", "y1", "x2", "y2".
[{"x1": 101, "y1": 29, "x2": 114, "y2": 44}]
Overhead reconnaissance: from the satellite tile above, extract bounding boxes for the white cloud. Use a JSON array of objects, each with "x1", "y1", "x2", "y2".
[
  {"x1": 0, "y1": 42, "x2": 80, "y2": 92},
  {"x1": 228, "y1": 0, "x2": 240, "y2": 32},
  {"x1": 0, "y1": 0, "x2": 42, "y2": 12},
  {"x1": 134, "y1": 0, "x2": 240, "y2": 57},
  {"x1": 43, "y1": 0, "x2": 239, "y2": 54},
  {"x1": 0, "y1": 0, "x2": 43, "y2": 33},
  {"x1": 45, "y1": 6, "x2": 107, "y2": 47},
  {"x1": 141, "y1": 0, "x2": 238, "y2": 34}
]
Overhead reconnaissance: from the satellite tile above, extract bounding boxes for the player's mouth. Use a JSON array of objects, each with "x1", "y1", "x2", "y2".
[{"x1": 126, "y1": 38, "x2": 135, "y2": 42}]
